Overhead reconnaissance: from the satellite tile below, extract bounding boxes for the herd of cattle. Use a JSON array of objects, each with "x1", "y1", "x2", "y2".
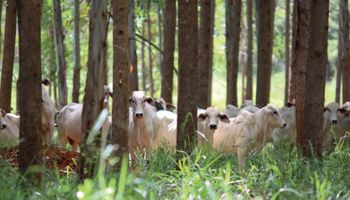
[{"x1": 1, "y1": 80, "x2": 350, "y2": 169}]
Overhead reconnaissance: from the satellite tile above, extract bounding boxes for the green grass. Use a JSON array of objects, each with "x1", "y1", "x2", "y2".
[{"x1": 1, "y1": 141, "x2": 350, "y2": 200}]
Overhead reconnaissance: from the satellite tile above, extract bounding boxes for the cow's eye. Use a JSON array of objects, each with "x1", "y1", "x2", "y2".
[{"x1": 273, "y1": 111, "x2": 278, "y2": 115}]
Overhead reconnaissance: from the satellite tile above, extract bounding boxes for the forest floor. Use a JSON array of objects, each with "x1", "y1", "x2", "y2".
[{"x1": 0, "y1": 145, "x2": 80, "y2": 174}]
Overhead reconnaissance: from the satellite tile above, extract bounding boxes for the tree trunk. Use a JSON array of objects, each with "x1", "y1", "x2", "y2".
[
  {"x1": 141, "y1": 19, "x2": 147, "y2": 91},
  {"x1": 53, "y1": 0, "x2": 67, "y2": 109},
  {"x1": 255, "y1": 0, "x2": 275, "y2": 107},
  {"x1": 80, "y1": 0, "x2": 107, "y2": 179},
  {"x1": 289, "y1": 0, "x2": 297, "y2": 102},
  {"x1": 177, "y1": 0, "x2": 198, "y2": 154},
  {"x1": 0, "y1": 0, "x2": 16, "y2": 112},
  {"x1": 198, "y1": 0, "x2": 215, "y2": 108},
  {"x1": 245, "y1": 0, "x2": 253, "y2": 100},
  {"x1": 293, "y1": 0, "x2": 329, "y2": 157},
  {"x1": 102, "y1": 13, "x2": 110, "y2": 86},
  {"x1": 147, "y1": 1, "x2": 154, "y2": 96},
  {"x1": 157, "y1": 2, "x2": 163, "y2": 60},
  {"x1": 284, "y1": 0, "x2": 291, "y2": 104},
  {"x1": 17, "y1": 0, "x2": 42, "y2": 177},
  {"x1": 340, "y1": 0, "x2": 350, "y2": 102},
  {"x1": 207, "y1": 1, "x2": 215, "y2": 106},
  {"x1": 160, "y1": 0, "x2": 175, "y2": 104},
  {"x1": 0, "y1": 0, "x2": 3, "y2": 61},
  {"x1": 72, "y1": 0, "x2": 81, "y2": 103},
  {"x1": 128, "y1": 0, "x2": 138, "y2": 91},
  {"x1": 226, "y1": 0, "x2": 241, "y2": 106},
  {"x1": 336, "y1": 28, "x2": 342, "y2": 103},
  {"x1": 112, "y1": 0, "x2": 129, "y2": 160}
]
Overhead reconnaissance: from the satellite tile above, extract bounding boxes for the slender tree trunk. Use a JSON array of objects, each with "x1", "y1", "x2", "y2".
[
  {"x1": 293, "y1": 0, "x2": 329, "y2": 157},
  {"x1": 17, "y1": 0, "x2": 42, "y2": 177},
  {"x1": 289, "y1": 0, "x2": 297, "y2": 102},
  {"x1": 128, "y1": 0, "x2": 138, "y2": 91},
  {"x1": 198, "y1": 0, "x2": 214, "y2": 108},
  {"x1": 336, "y1": 29, "x2": 342, "y2": 103},
  {"x1": 284, "y1": 0, "x2": 291, "y2": 104},
  {"x1": 157, "y1": 2, "x2": 163, "y2": 61},
  {"x1": 112, "y1": 0, "x2": 129, "y2": 161},
  {"x1": 53, "y1": 0, "x2": 67, "y2": 109},
  {"x1": 0, "y1": 0, "x2": 3, "y2": 61},
  {"x1": 102, "y1": 13, "x2": 110, "y2": 86},
  {"x1": 207, "y1": 1, "x2": 215, "y2": 106},
  {"x1": 245, "y1": 0, "x2": 253, "y2": 100},
  {"x1": 226, "y1": 0, "x2": 241, "y2": 106},
  {"x1": 141, "y1": 19, "x2": 147, "y2": 91},
  {"x1": 80, "y1": 0, "x2": 107, "y2": 179},
  {"x1": 340, "y1": 0, "x2": 350, "y2": 102},
  {"x1": 160, "y1": 0, "x2": 175, "y2": 104},
  {"x1": 177, "y1": 0, "x2": 198, "y2": 154},
  {"x1": 0, "y1": 0, "x2": 16, "y2": 112},
  {"x1": 72, "y1": 0, "x2": 81, "y2": 103},
  {"x1": 255, "y1": 0, "x2": 275, "y2": 107},
  {"x1": 147, "y1": 1, "x2": 154, "y2": 96}
]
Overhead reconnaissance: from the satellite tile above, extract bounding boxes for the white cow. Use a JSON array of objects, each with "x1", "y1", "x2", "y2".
[
  {"x1": 272, "y1": 103, "x2": 296, "y2": 143},
  {"x1": 128, "y1": 91, "x2": 160, "y2": 159},
  {"x1": 0, "y1": 109, "x2": 20, "y2": 145},
  {"x1": 41, "y1": 79, "x2": 57, "y2": 145},
  {"x1": 213, "y1": 104, "x2": 286, "y2": 169},
  {"x1": 56, "y1": 86, "x2": 112, "y2": 151},
  {"x1": 332, "y1": 101, "x2": 350, "y2": 143},
  {"x1": 224, "y1": 104, "x2": 240, "y2": 118}
]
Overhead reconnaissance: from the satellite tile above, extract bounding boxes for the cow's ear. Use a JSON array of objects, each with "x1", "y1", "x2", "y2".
[
  {"x1": 166, "y1": 103, "x2": 176, "y2": 111},
  {"x1": 219, "y1": 113, "x2": 230, "y2": 123},
  {"x1": 286, "y1": 102, "x2": 295, "y2": 108},
  {"x1": 41, "y1": 79, "x2": 51, "y2": 86},
  {"x1": 198, "y1": 113, "x2": 208, "y2": 121},
  {"x1": 338, "y1": 108, "x2": 347, "y2": 114},
  {"x1": 145, "y1": 96, "x2": 155, "y2": 105},
  {"x1": 0, "y1": 109, "x2": 6, "y2": 117}
]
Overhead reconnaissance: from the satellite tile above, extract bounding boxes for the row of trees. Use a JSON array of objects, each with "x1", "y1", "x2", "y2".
[{"x1": 0, "y1": 0, "x2": 341, "y2": 179}]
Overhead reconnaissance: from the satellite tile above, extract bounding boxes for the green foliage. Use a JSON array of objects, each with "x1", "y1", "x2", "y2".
[{"x1": 1, "y1": 141, "x2": 350, "y2": 199}]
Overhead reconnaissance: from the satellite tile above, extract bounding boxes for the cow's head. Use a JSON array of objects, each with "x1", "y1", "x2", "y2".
[
  {"x1": 324, "y1": 102, "x2": 339, "y2": 125},
  {"x1": 265, "y1": 104, "x2": 286, "y2": 129},
  {"x1": 198, "y1": 107, "x2": 230, "y2": 130},
  {"x1": 130, "y1": 91, "x2": 154, "y2": 119},
  {"x1": 0, "y1": 109, "x2": 7, "y2": 130}
]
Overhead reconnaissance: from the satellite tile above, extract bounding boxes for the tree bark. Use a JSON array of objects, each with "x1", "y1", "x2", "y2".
[
  {"x1": 255, "y1": 0, "x2": 275, "y2": 107},
  {"x1": 289, "y1": 0, "x2": 297, "y2": 102},
  {"x1": 147, "y1": 1, "x2": 154, "y2": 96},
  {"x1": 245, "y1": 0, "x2": 253, "y2": 100},
  {"x1": 177, "y1": 0, "x2": 198, "y2": 154},
  {"x1": 72, "y1": 0, "x2": 81, "y2": 103},
  {"x1": 293, "y1": 0, "x2": 329, "y2": 157},
  {"x1": 157, "y1": 2, "x2": 163, "y2": 60},
  {"x1": 226, "y1": 0, "x2": 241, "y2": 106},
  {"x1": 141, "y1": 19, "x2": 147, "y2": 91},
  {"x1": 17, "y1": 0, "x2": 42, "y2": 177},
  {"x1": 0, "y1": 0, "x2": 16, "y2": 112},
  {"x1": 207, "y1": 1, "x2": 215, "y2": 106},
  {"x1": 198, "y1": 0, "x2": 214, "y2": 108},
  {"x1": 128, "y1": 0, "x2": 138, "y2": 91},
  {"x1": 0, "y1": 0, "x2": 3, "y2": 61},
  {"x1": 53, "y1": 0, "x2": 67, "y2": 109},
  {"x1": 284, "y1": 0, "x2": 291, "y2": 104},
  {"x1": 336, "y1": 29, "x2": 342, "y2": 103},
  {"x1": 340, "y1": 0, "x2": 350, "y2": 102},
  {"x1": 80, "y1": 0, "x2": 107, "y2": 179},
  {"x1": 112, "y1": 0, "x2": 129, "y2": 160},
  {"x1": 160, "y1": 0, "x2": 176, "y2": 104}
]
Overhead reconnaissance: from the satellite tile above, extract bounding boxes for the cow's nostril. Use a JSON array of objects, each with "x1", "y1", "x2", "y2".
[
  {"x1": 136, "y1": 113, "x2": 143, "y2": 118},
  {"x1": 332, "y1": 120, "x2": 337, "y2": 125},
  {"x1": 209, "y1": 124, "x2": 217, "y2": 129},
  {"x1": 283, "y1": 123, "x2": 286, "y2": 128}
]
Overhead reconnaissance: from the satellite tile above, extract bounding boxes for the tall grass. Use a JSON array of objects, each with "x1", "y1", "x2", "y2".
[{"x1": 1, "y1": 140, "x2": 350, "y2": 200}]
